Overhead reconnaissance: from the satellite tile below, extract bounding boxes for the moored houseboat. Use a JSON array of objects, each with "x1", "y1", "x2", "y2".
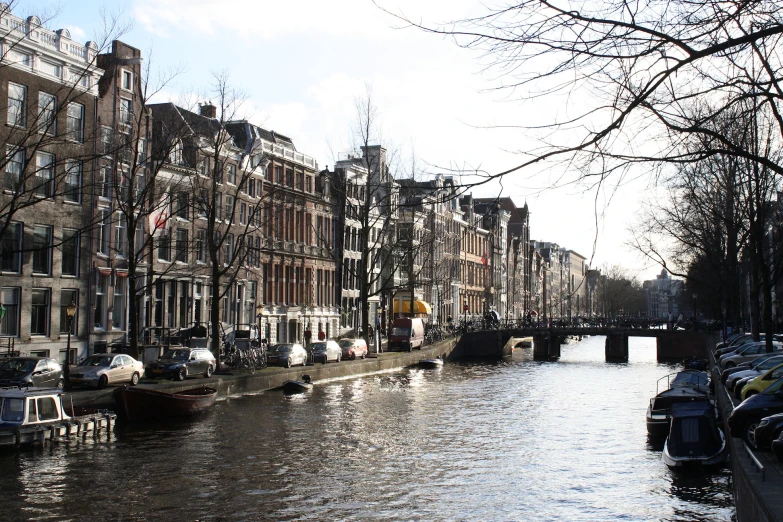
[
  {"x1": 646, "y1": 370, "x2": 711, "y2": 438},
  {"x1": 663, "y1": 400, "x2": 728, "y2": 469},
  {"x1": 0, "y1": 387, "x2": 115, "y2": 447},
  {"x1": 114, "y1": 385, "x2": 217, "y2": 421}
]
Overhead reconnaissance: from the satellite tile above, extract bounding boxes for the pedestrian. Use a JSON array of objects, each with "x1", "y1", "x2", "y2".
[
  {"x1": 318, "y1": 328, "x2": 325, "y2": 341},
  {"x1": 304, "y1": 327, "x2": 312, "y2": 347}
]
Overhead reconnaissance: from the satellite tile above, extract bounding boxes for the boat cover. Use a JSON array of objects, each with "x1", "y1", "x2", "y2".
[
  {"x1": 666, "y1": 401, "x2": 722, "y2": 458},
  {"x1": 671, "y1": 371, "x2": 709, "y2": 389}
]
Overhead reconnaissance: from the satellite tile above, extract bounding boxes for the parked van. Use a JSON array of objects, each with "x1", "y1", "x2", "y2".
[{"x1": 389, "y1": 318, "x2": 425, "y2": 352}]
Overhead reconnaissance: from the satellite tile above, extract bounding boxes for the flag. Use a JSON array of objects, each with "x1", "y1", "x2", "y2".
[{"x1": 148, "y1": 186, "x2": 171, "y2": 236}]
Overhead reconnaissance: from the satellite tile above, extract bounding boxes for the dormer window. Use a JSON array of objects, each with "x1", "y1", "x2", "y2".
[{"x1": 169, "y1": 140, "x2": 183, "y2": 165}]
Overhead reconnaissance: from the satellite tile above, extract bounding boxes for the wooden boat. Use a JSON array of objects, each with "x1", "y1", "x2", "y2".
[
  {"x1": 281, "y1": 375, "x2": 313, "y2": 394},
  {"x1": 114, "y1": 385, "x2": 217, "y2": 421},
  {"x1": 0, "y1": 386, "x2": 115, "y2": 447},
  {"x1": 418, "y1": 358, "x2": 444, "y2": 369},
  {"x1": 663, "y1": 400, "x2": 728, "y2": 469}
]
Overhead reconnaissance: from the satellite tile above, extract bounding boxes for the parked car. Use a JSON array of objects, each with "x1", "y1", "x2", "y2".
[
  {"x1": 267, "y1": 344, "x2": 308, "y2": 368},
  {"x1": 722, "y1": 353, "x2": 782, "y2": 384},
  {"x1": 69, "y1": 353, "x2": 144, "y2": 388},
  {"x1": 725, "y1": 355, "x2": 783, "y2": 390},
  {"x1": 0, "y1": 357, "x2": 63, "y2": 389},
  {"x1": 742, "y1": 363, "x2": 783, "y2": 400},
  {"x1": 753, "y1": 413, "x2": 783, "y2": 451},
  {"x1": 339, "y1": 338, "x2": 368, "y2": 360},
  {"x1": 388, "y1": 318, "x2": 426, "y2": 351},
  {"x1": 773, "y1": 431, "x2": 783, "y2": 461},
  {"x1": 728, "y1": 376, "x2": 783, "y2": 445},
  {"x1": 719, "y1": 342, "x2": 783, "y2": 370},
  {"x1": 715, "y1": 334, "x2": 752, "y2": 355},
  {"x1": 311, "y1": 341, "x2": 342, "y2": 363},
  {"x1": 144, "y1": 348, "x2": 216, "y2": 381},
  {"x1": 716, "y1": 333, "x2": 746, "y2": 350},
  {"x1": 716, "y1": 335, "x2": 770, "y2": 358}
]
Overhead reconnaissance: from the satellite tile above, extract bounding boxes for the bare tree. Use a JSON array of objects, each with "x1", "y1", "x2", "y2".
[{"x1": 384, "y1": 2, "x2": 783, "y2": 192}]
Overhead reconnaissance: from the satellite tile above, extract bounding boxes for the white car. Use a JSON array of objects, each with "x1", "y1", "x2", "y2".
[{"x1": 69, "y1": 353, "x2": 144, "y2": 388}]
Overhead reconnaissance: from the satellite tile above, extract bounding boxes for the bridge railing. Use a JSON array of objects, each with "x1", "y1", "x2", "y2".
[{"x1": 462, "y1": 318, "x2": 718, "y2": 332}]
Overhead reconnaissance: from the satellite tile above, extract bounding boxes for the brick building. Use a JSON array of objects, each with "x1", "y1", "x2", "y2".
[{"x1": 1, "y1": 11, "x2": 103, "y2": 364}]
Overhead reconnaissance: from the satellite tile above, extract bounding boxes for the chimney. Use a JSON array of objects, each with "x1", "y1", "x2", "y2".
[{"x1": 199, "y1": 102, "x2": 216, "y2": 119}]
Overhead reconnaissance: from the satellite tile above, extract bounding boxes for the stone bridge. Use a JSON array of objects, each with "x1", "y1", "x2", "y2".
[{"x1": 452, "y1": 328, "x2": 719, "y2": 362}]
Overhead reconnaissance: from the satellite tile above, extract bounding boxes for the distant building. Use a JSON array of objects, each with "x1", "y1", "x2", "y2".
[{"x1": 643, "y1": 269, "x2": 683, "y2": 319}]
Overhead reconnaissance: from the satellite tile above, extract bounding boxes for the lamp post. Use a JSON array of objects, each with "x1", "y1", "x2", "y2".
[
  {"x1": 256, "y1": 304, "x2": 264, "y2": 345},
  {"x1": 64, "y1": 300, "x2": 77, "y2": 391}
]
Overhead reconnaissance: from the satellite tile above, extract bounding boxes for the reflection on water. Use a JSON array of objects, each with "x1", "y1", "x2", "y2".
[{"x1": 0, "y1": 336, "x2": 733, "y2": 521}]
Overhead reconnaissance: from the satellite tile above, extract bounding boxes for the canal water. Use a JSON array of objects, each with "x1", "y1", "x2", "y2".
[{"x1": 1, "y1": 336, "x2": 734, "y2": 521}]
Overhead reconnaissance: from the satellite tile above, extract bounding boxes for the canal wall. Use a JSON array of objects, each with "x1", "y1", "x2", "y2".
[
  {"x1": 66, "y1": 337, "x2": 459, "y2": 409},
  {"x1": 711, "y1": 352, "x2": 783, "y2": 522}
]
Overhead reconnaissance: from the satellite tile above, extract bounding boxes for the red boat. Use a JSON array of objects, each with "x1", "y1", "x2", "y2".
[{"x1": 114, "y1": 385, "x2": 218, "y2": 421}]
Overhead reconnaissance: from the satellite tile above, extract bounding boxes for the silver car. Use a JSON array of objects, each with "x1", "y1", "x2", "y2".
[
  {"x1": 311, "y1": 340, "x2": 342, "y2": 363},
  {"x1": 267, "y1": 344, "x2": 308, "y2": 368},
  {"x1": 720, "y1": 342, "x2": 783, "y2": 370},
  {"x1": 69, "y1": 353, "x2": 144, "y2": 388}
]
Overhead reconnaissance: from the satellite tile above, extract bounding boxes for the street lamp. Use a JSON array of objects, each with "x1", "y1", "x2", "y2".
[
  {"x1": 64, "y1": 300, "x2": 77, "y2": 391},
  {"x1": 256, "y1": 304, "x2": 264, "y2": 345}
]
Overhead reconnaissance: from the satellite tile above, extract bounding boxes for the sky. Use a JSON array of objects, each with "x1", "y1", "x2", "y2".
[{"x1": 15, "y1": 0, "x2": 664, "y2": 282}]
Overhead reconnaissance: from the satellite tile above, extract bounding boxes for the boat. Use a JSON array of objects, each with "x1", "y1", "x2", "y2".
[
  {"x1": 646, "y1": 371, "x2": 711, "y2": 438},
  {"x1": 0, "y1": 386, "x2": 116, "y2": 447},
  {"x1": 663, "y1": 400, "x2": 728, "y2": 469},
  {"x1": 281, "y1": 375, "x2": 313, "y2": 394},
  {"x1": 418, "y1": 358, "x2": 444, "y2": 369},
  {"x1": 114, "y1": 385, "x2": 217, "y2": 421}
]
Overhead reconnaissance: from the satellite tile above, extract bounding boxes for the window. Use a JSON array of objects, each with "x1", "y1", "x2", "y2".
[
  {"x1": 60, "y1": 289, "x2": 78, "y2": 334},
  {"x1": 101, "y1": 126, "x2": 113, "y2": 155},
  {"x1": 197, "y1": 159, "x2": 208, "y2": 177},
  {"x1": 61, "y1": 229, "x2": 79, "y2": 276},
  {"x1": 7, "y1": 82, "x2": 26, "y2": 126},
  {"x1": 175, "y1": 228, "x2": 188, "y2": 263},
  {"x1": 169, "y1": 140, "x2": 182, "y2": 165},
  {"x1": 120, "y1": 98, "x2": 132, "y2": 125},
  {"x1": 249, "y1": 178, "x2": 256, "y2": 198},
  {"x1": 224, "y1": 195, "x2": 234, "y2": 222},
  {"x1": 286, "y1": 168, "x2": 293, "y2": 187},
  {"x1": 4, "y1": 147, "x2": 23, "y2": 193},
  {"x1": 37, "y1": 397, "x2": 58, "y2": 421},
  {"x1": 34, "y1": 152, "x2": 54, "y2": 197},
  {"x1": 32, "y1": 225, "x2": 52, "y2": 275},
  {"x1": 215, "y1": 194, "x2": 222, "y2": 221},
  {"x1": 114, "y1": 212, "x2": 127, "y2": 257},
  {"x1": 64, "y1": 160, "x2": 81, "y2": 203},
  {"x1": 67, "y1": 103, "x2": 84, "y2": 142},
  {"x1": 224, "y1": 234, "x2": 233, "y2": 265},
  {"x1": 137, "y1": 138, "x2": 146, "y2": 165},
  {"x1": 227, "y1": 164, "x2": 237, "y2": 185},
  {"x1": 175, "y1": 192, "x2": 189, "y2": 219},
  {"x1": 31, "y1": 289, "x2": 50, "y2": 336},
  {"x1": 94, "y1": 275, "x2": 107, "y2": 329},
  {"x1": 121, "y1": 69, "x2": 133, "y2": 90},
  {"x1": 38, "y1": 92, "x2": 56, "y2": 134},
  {"x1": 113, "y1": 279, "x2": 125, "y2": 330},
  {"x1": 196, "y1": 229, "x2": 206, "y2": 263},
  {"x1": 239, "y1": 203, "x2": 247, "y2": 225},
  {"x1": 99, "y1": 163, "x2": 112, "y2": 200},
  {"x1": 0, "y1": 287, "x2": 20, "y2": 336},
  {"x1": 97, "y1": 209, "x2": 111, "y2": 255},
  {"x1": 39, "y1": 60, "x2": 61, "y2": 79},
  {"x1": 158, "y1": 232, "x2": 171, "y2": 262},
  {"x1": 0, "y1": 222, "x2": 22, "y2": 273},
  {"x1": 275, "y1": 166, "x2": 282, "y2": 184}
]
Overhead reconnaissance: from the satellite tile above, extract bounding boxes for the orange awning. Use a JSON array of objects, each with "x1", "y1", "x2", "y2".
[{"x1": 393, "y1": 300, "x2": 432, "y2": 314}]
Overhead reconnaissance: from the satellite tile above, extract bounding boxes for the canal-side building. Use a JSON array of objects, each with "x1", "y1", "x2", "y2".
[
  {"x1": 643, "y1": 269, "x2": 684, "y2": 319},
  {"x1": 0, "y1": 12, "x2": 104, "y2": 363},
  {"x1": 227, "y1": 120, "x2": 339, "y2": 343},
  {"x1": 91, "y1": 40, "x2": 149, "y2": 353}
]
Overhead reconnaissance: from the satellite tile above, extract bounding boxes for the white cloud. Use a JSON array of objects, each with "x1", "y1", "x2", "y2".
[
  {"x1": 65, "y1": 24, "x2": 86, "y2": 41},
  {"x1": 132, "y1": 0, "x2": 477, "y2": 41}
]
